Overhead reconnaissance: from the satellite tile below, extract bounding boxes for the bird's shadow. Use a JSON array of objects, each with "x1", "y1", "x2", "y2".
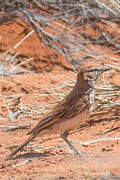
[{"x1": 10, "y1": 151, "x2": 55, "y2": 160}]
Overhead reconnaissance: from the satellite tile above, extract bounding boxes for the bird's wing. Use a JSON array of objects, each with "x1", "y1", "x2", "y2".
[
  {"x1": 27, "y1": 99, "x2": 69, "y2": 135},
  {"x1": 28, "y1": 92, "x2": 89, "y2": 136}
]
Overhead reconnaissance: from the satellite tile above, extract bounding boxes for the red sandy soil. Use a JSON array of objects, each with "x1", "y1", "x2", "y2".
[{"x1": 0, "y1": 17, "x2": 120, "y2": 180}]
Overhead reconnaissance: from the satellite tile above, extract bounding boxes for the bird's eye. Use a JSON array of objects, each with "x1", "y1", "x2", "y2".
[
  {"x1": 84, "y1": 72, "x2": 93, "y2": 80},
  {"x1": 87, "y1": 74, "x2": 93, "y2": 79},
  {"x1": 87, "y1": 72, "x2": 94, "y2": 79}
]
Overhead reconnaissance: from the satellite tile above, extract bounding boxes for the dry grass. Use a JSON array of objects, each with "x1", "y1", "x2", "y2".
[{"x1": 0, "y1": 0, "x2": 120, "y2": 133}]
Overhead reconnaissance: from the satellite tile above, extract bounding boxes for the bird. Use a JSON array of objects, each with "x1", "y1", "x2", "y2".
[{"x1": 5, "y1": 64, "x2": 110, "y2": 160}]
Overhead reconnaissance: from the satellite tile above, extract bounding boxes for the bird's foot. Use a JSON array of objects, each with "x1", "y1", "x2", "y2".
[
  {"x1": 69, "y1": 149, "x2": 88, "y2": 157},
  {"x1": 69, "y1": 148, "x2": 80, "y2": 156}
]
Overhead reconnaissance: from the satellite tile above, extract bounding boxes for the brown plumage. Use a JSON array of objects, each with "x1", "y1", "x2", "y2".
[{"x1": 5, "y1": 65, "x2": 110, "y2": 160}]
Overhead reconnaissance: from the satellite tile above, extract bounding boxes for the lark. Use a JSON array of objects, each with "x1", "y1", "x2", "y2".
[{"x1": 5, "y1": 65, "x2": 110, "y2": 160}]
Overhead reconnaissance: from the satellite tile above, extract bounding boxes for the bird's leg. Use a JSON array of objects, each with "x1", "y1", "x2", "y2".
[{"x1": 61, "y1": 131, "x2": 80, "y2": 155}]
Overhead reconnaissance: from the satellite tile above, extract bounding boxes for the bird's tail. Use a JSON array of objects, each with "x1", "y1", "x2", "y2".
[{"x1": 5, "y1": 134, "x2": 36, "y2": 161}]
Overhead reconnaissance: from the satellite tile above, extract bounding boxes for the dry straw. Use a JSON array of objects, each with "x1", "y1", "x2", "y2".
[{"x1": 0, "y1": 0, "x2": 120, "y2": 134}]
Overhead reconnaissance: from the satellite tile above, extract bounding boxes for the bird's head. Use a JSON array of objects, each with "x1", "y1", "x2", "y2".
[{"x1": 77, "y1": 66, "x2": 111, "y2": 87}]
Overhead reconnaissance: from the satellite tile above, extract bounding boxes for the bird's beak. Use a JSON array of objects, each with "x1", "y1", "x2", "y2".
[{"x1": 102, "y1": 66, "x2": 111, "y2": 72}]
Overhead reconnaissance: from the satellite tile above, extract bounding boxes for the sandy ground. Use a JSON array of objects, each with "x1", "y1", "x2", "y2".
[{"x1": 0, "y1": 15, "x2": 120, "y2": 180}]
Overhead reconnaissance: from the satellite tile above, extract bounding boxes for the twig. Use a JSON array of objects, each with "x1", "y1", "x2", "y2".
[
  {"x1": 1, "y1": 124, "x2": 32, "y2": 132},
  {"x1": 1, "y1": 95, "x2": 15, "y2": 122},
  {"x1": 0, "y1": 30, "x2": 34, "y2": 58},
  {"x1": 97, "y1": 121, "x2": 118, "y2": 137},
  {"x1": 12, "y1": 159, "x2": 30, "y2": 168},
  {"x1": 33, "y1": 144, "x2": 66, "y2": 152},
  {"x1": 80, "y1": 136, "x2": 120, "y2": 146}
]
